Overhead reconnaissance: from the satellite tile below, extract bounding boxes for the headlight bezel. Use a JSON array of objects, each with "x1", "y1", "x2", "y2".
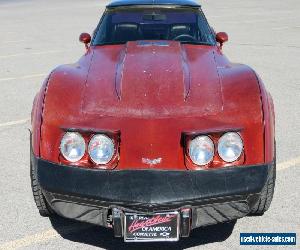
[
  {"x1": 217, "y1": 132, "x2": 244, "y2": 163},
  {"x1": 88, "y1": 134, "x2": 116, "y2": 165},
  {"x1": 188, "y1": 135, "x2": 215, "y2": 166},
  {"x1": 59, "y1": 130, "x2": 119, "y2": 169},
  {"x1": 59, "y1": 132, "x2": 86, "y2": 163},
  {"x1": 184, "y1": 130, "x2": 245, "y2": 170}
]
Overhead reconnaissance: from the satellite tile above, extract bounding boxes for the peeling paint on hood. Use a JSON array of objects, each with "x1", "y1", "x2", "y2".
[{"x1": 82, "y1": 41, "x2": 223, "y2": 118}]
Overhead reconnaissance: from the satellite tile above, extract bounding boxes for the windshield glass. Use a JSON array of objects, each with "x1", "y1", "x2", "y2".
[{"x1": 92, "y1": 7, "x2": 216, "y2": 45}]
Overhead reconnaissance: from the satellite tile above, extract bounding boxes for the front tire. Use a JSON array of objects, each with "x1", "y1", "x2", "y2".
[
  {"x1": 30, "y1": 154, "x2": 53, "y2": 217},
  {"x1": 251, "y1": 145, "x2": 276, "y2": 215}
]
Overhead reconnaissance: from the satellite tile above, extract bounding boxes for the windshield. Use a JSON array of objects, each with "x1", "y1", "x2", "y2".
[{"x1": 92, "y1": 7, "x2": 216, "y2": 45}]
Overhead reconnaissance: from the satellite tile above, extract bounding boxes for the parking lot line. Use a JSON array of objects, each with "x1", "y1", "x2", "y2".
[
  {"x1": 0, "y1": 119, "x2": 30, "y2": 128},
  {"x1": 0, "y1": 50, "x2": 62, "y2": 59},
  {"x1": 1, "y1": 39, "x2": 26, "y2": 44},
  {"x1": 0, "y1": 74, "x2": 46, "y2": 82},
  {"x1": 277, "y1": 156, "x2": 300, "y2": 171},
  {"x1": 0, "y1": 40, "x2": 27, "y2": 48},
  {"x1": 0, "y1": 224, "x2": 92, "y2": 250}
]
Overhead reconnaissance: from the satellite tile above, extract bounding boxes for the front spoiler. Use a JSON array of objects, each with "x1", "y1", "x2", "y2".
[{"x1": 33, "y1": 155, "x2": 273, "y2": 229}]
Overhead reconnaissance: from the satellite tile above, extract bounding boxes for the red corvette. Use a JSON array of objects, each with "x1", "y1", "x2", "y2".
[{"x1": 30, "y1": 0, "x2": 276, "y2": 242}]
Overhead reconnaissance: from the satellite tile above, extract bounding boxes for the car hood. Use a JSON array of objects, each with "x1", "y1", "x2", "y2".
[{"x1": 82, "y1": 41, "x2": 223, "y2": 118}]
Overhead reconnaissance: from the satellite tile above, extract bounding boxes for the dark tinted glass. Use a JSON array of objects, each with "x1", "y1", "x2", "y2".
[{"x1": 93, "y1": 8, "x2": 215, "y2": 45}]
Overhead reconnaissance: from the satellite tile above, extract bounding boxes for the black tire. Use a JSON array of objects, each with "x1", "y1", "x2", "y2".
[
  {"x1": 250, "y1": 145, "x2": 276, "y2": 215},
  {"x1": 30, "y1": 155, "x2": 53, "y2": 217}
]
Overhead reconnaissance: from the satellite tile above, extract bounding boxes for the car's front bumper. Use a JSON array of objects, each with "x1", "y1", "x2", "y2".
[{"x1": 33, "y1": 154, "x2": 273, "y2": 231}]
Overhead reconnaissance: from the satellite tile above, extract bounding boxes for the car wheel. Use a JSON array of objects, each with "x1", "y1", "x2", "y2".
[
  {"x1": 30, "y1": 155, "x2": 53, "y2": 217},
  {"x1": 250, "y1": 143, "x2": 276, "y2": 215}
]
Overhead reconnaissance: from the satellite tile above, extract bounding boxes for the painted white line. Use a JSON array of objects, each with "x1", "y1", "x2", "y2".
[
  {"x1": 0, "y1": 118, "x2": 30, "y2": 128},
  {"x1": 0, "y1": 224, "x2": 92, "y2": 250},
  {"x1": 232, "y1": 43, "x2": 300, "y2": 49},
  {"x1": 1, "y1": 39, "x2": 26, "y2": 44},
  {"x1": 277, "y1": 156, "x2": 300, "y2": 171},
  {"x1": 271, "y1": 26, "x2": 290, "y2": 31},
  {"x1": 0, "y1": 40, "x2": 27, "y2": 48},
  {"x1": 0, "y1": 73, "x2": 46, "y2": 82},
  {"x1": 0, "y1": 50, "x2": 62, "y2": 59}
]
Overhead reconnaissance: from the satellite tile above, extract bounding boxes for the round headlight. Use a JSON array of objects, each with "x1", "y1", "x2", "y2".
[
  {"x1": 88, "y1": 134, "x2": 115, "y2": 165},
  {"x1": 189, "y1": 136, "x2": 215, "y2": 166},
  {"x1": 218, "y1": 132, "x2": 243, "y2": 162},
  {"x1": 60, "y1": 132, "x2": 86, "y2": 162}
]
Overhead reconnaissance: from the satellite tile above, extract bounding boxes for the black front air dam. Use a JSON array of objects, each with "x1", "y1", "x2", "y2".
[{"x1": 33, "y1": 155, "x2": 273, "y2": 227}]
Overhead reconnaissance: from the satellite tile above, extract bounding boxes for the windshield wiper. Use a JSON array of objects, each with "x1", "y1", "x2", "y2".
[
  {"x1": 180, "y1": 41, "x2": 213, "y2": 45},
  {"x1": 94, "y1": 41, "x2": 127, "y2": 46}
]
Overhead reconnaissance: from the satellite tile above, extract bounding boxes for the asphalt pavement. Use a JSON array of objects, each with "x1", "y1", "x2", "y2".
[{"x1": 0, "y1": 0, "x2": 299, "y2": 249}]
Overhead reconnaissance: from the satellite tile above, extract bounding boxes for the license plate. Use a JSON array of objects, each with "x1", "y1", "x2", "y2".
[{"x1": 124, "y1": 211, "x2": 179, "y2": 242}]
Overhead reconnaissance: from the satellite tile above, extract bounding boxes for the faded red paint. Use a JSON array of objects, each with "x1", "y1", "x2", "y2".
[
  {"x1": 31, "y1": 40, "x2": 275, "y2": 170},
  {"x1": 31, "y1": 75, "x2": 51, "y2": 156}
]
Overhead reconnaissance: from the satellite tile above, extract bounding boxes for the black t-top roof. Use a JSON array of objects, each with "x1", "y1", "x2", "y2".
[{"x1": 107, "y1": 0, "x2": 200, "y2": 8}]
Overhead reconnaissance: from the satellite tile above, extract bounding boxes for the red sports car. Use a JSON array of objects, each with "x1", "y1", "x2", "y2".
[{"x1": 30, "y1": 0, "x2": 276, "y2": 242}]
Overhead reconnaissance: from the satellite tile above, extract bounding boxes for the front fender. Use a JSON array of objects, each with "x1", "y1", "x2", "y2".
[{"x1": 257, "y1": 76, "x2": 275, "y2": 163}]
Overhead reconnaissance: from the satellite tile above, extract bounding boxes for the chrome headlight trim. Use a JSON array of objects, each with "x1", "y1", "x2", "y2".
[
  {"x1": 217, "y1": 132, "x2": 244, "y2": 163},
  {"x1": 188, "y1": 135, "x2": 215, "y2": 166},
  {"x1": 88, "y1": 134, "x2": 115, "y2": 165},
  {"x1": 60, "y1": 132, "x2": 86, "y2": 162}
]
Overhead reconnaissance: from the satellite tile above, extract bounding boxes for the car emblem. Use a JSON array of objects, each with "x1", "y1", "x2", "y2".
[{"x1": 142, "y1": 157, "x2": 162, "y2": 166}]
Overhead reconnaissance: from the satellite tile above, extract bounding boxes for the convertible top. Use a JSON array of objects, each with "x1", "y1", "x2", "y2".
[{"x1": 107, "y1": 0, "x2": 201, "y2": 8}]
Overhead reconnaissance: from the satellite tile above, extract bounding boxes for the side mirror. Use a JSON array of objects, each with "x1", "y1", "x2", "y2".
[
  {"x1": 79, "y1": 33, "x2": 91, "y2": 49},
  {"x1": 216, "y1": 32, "x2": 228, "y2": 48}
]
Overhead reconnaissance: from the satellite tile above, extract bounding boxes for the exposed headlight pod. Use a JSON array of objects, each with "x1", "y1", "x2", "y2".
[
  {"x1": 88, "y1": 134, "x2": 115, "y2": 165},
  {"x1": 60, "y1": 132, "x2": 86, "y2": 162},
  {"x1": 218, "y1": 132, "x2": 243, "y2": 162},
  {"x1": 189, "y1": 136, "x2": 215, "y2": 166}
]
